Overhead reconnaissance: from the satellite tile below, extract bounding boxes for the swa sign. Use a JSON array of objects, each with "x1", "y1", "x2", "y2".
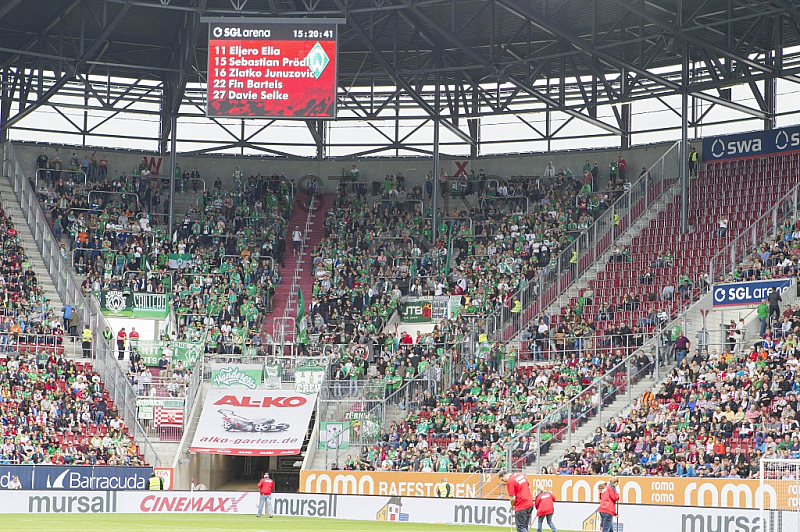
[{"x1": 702, "y1": 125, "x2": 800, "y2": 161}]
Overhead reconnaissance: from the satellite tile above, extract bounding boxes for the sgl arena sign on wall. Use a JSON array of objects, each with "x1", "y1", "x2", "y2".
[
  {"x1": 702, "y1": 124, "x2": 800, "y2": 161},
  {"x1": 712, "y1": 279, "x2": 794, "y2": 308}
]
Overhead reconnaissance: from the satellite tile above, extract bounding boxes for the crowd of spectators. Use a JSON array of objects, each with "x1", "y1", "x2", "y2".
[
  {"x1": 0, "y1": 350, "x2": 145, "y2": 465},
  {"x1": 331, "y1": 337, "x2": 654, "y2": 473},
  {"x1": 33, "y1": 151, "x2": 296, "y2": 358},
  {"x1": 551, "y1": 328, "x2": 800, "y2": 478},
  {"x1": 0, "y1": 198, "x2": 69, "y2": 353}
]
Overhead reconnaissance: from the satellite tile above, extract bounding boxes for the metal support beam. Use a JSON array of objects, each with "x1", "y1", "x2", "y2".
[
  {"x1": 336, "y1": 2, "x2": 476, "y2": 147},
  {"x1": 495, "y1": 0, "x2": 768, "y2": 120},
  {"x1": 681, "y1": 38, "x2": 690, "y2": 235},
  {"x1": 168, "y1": 115, "x2": 177, "y2": 241},
  {"x1": 1, "y1": 0, "x2": 134, "y2": 130},
  {"x1": 432, "y1": 72, "x2": 440, "y2": 246},
  {"x1": 401, "y1": 3, "x2": 623, "y2": 135},
  {"x1": 0, "y1": 0, "x2": 23, "y2": 21}
]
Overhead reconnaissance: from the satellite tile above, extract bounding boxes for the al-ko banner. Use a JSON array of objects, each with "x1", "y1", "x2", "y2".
[
  {"x1": 702, "y1": 124, "x2": 800, "y2": 161},
  {"x1": 0, "y1": 465, "x2": 152, "y2": 490},
  {"x1": 190, "y1": 389, "x2": 317, "y2": 456},
  {"x1": 0, "y1": 489, "x2": 790, "y2": 532},
  {"x1": 209, "y1": 363, "x2": 263, "y2": 390},
  {"x1": 96, "y1": 290, "x2": 168, "y2": 318},
  {"x1": 712, "y1": 278, "x2": 793, "y2": 308},
  {"x1": 129, "y1": 340, "x2": 204, "y2": 367}
]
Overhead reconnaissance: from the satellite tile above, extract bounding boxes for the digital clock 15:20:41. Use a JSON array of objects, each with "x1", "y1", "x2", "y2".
[{"x1": 293, "y1": 29, "x2": 333, "y2": 39}]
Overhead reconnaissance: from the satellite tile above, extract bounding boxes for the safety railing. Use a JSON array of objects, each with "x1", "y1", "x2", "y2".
[
  {"x1": 708, "y1": 183, "x2": 800, "y2": 280},
  {"x1": 35, "y1": 167, "x2": 87, "y2": 186},
  {"x1": 484, "y1": 140, "x2": 681, "y2": 342},
  {"x1": 3, "y1": 141, "x2": 162, "y2": 467},
  {"x1": 282, "y1": 192, "x2": 316, "y2": 325},
  {"x1": 478, "y1": 194, "x2": 531, "y2": 214},
  {"x1": 0, "y1": 334, "x2": 85, "y2": 359}
]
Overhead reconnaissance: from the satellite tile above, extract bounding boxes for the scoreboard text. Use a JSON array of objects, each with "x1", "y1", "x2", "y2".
[{"x1": 206, "y1": 20, "x2": 338, "y2": 118}]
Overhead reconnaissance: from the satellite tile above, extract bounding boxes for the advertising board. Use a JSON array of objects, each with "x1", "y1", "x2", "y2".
[
  {"x1": 190, "y1": 389, "x2": 317, "y2": 455},
  {"x1": 2, "y1": 489, "x2": 796, "y2": 531},
  {"x1": 712, "y1": 279, "x2": 793, "y2": 308}
]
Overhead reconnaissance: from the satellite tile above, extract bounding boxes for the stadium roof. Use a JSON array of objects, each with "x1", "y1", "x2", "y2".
[{"x1": 1, "y1": 0, "x2": 799, "y2": 157}]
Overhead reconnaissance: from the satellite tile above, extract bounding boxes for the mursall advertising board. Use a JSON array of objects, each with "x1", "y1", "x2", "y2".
[
  {"x1": 3, "y1": 489, "x2": 797, "y2": 532},
  {"x1": 300, "y1": 470, "x2": 795, "y2": 510},
  {"x1": 190, "y1": 389, "x2": 317, "y2": 455}
]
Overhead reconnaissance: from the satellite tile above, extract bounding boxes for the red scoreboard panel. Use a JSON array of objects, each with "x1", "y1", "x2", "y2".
[{"x1": 206, "y1": 19, "x2": 339, "y2": 118}]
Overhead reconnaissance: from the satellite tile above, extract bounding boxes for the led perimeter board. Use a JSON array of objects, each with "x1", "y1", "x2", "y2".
[{"x1": 205, "y1": 18, "x2": 341, "y2": 118}]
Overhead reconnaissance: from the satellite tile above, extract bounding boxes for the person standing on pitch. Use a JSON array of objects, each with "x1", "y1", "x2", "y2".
[
  {"x1": 499, "y1": 470, "x2": 534, "y2": 532},
  {"x1": 598, "y1": 476, "x2": 620, "y2": 532},
  {"x1": 534, "y1": 487, "x2": 557, "y2": 532},
  {"x1": 257, "y1": 471, "x2": 274, "y2": 518}
]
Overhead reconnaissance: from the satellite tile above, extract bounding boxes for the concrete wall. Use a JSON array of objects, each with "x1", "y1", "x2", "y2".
[{"x1": 12, "y1": 139, "x2": 686, "y2": 195}]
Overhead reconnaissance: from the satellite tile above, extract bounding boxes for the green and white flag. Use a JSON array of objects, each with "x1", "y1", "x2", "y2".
[
  {"x1": 264, "y1": 363, "x2": 282, "y2": 390},
  {"x1": 167, "y1": 253, "x2": 194, "y2": 269},
  {"x1": 296, "y1": 287, "x2": 308, "y2": 345}
]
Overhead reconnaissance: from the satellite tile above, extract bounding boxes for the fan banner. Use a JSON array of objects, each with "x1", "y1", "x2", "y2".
[
  {"x1": 209, "y1": 363, "x2": 263, "y2": 390},
  {"x1": 154, "y1": 406, "x2": 184, "y2": 427},
  {"x1": 190, "y1": 389, "x2": 317, "y2": 456}
]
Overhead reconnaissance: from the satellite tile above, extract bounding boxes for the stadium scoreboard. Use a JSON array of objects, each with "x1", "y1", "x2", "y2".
[{"x1": 205, "y1": 18, "x2": 342, "y2": 118}]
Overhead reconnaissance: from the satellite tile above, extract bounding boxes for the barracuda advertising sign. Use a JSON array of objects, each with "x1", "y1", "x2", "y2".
[{"x1": 0, "y1": 465, "x2": 153, "y2": 490}]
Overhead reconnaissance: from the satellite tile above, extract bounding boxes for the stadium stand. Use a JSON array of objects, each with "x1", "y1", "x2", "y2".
[
  {"x1": 33, "y1": 156, "x2": 294, "y2": 355},
  {"x1": 0, "y1": 197, "x2": 68, "y2": 355},
  {"x1": 536, "y1": 153, "x2": 800, "y2": 362},
  {"x1": 330, "y1": 152, "x2": 800, "y2": 477},
  {"x1": 0, "y1": 350, "x2": 146, "y2": 466},
  {"x1": 0, "y1": 185, "x2": 146, "y2": 465}
]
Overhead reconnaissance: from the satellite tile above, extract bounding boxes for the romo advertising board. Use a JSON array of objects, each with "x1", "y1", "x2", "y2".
[
  {"x1": 0, "y1": 465, "x2": 152, "y2": 490},
  {"x1": 190, "y1": 389, "x2": 317, "y2": 456},
  {"x1": 712, "y1": 279, "x2": 793, "y2": 308},
  {"x1": 4, "y1": 489, "x2": 797, "y2": 531},
  {"x1": 702, "y1": 124, "x2": 800, "y2": 161},
  {"x1": 299, "y1": 471, "x2": 794, "y2": 510}
]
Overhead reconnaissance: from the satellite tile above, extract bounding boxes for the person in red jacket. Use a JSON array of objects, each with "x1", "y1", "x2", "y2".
[
  {"x1": 499, "y1": 470, "x2": 534, "y2": 532},
  {"x1": 257, "y1": 471, "x2": 274, "y2": 518},
  {"x1": 598, "y1": 476, "x2": 620, "y2": 532},
  {"x1": 534, "y1": 487, "x2": 557, "y2": 532}
]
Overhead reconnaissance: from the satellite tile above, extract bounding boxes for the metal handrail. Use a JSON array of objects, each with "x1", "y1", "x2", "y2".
[
  {"x1": 479, "y1": 194, "x2": 530, "y2": 213},
  {"x1": 35, "y1": 168, "x2": 87, "y2": 187},
  {"x1": 282, "y1": 192, "x2": 316, "y2": 326},
  {"x1": 87, "y1": 189, "x2": 139, "y2": 206},
  {"x1": 708, "y1": 183, "x2": 800, "y2": 280}
]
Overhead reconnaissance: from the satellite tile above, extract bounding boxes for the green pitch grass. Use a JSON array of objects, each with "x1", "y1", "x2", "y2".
[{"x1": 4, "y1": 514, "x2": 583, "y2": 531}]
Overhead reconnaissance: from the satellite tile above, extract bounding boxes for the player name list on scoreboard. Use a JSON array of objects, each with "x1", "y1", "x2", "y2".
[{"x1": 206, "y1": 20, "x2": 339, "y2": 118}]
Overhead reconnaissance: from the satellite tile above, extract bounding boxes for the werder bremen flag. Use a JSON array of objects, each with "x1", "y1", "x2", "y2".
[
  {"x1": 167, "y1": 254, "x2": 194, "y2": 269},
  {"x1": 296, "y1": 287, "x2": 308, "y2": 345}
]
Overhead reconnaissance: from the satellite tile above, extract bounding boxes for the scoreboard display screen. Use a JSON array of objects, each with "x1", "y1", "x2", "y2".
[{"x1": 206, "y1": 19, "x2": 339, "y2": 118}]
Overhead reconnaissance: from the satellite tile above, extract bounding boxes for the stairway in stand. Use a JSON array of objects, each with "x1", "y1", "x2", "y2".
[{"x1": 262, "y1": 193, "x2": 332, "y2": 342}]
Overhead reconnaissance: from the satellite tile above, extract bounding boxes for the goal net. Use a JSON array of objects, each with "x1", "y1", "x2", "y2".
[{"x1": 760, "y1": 458, "x2": 800, "y2": 532}]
